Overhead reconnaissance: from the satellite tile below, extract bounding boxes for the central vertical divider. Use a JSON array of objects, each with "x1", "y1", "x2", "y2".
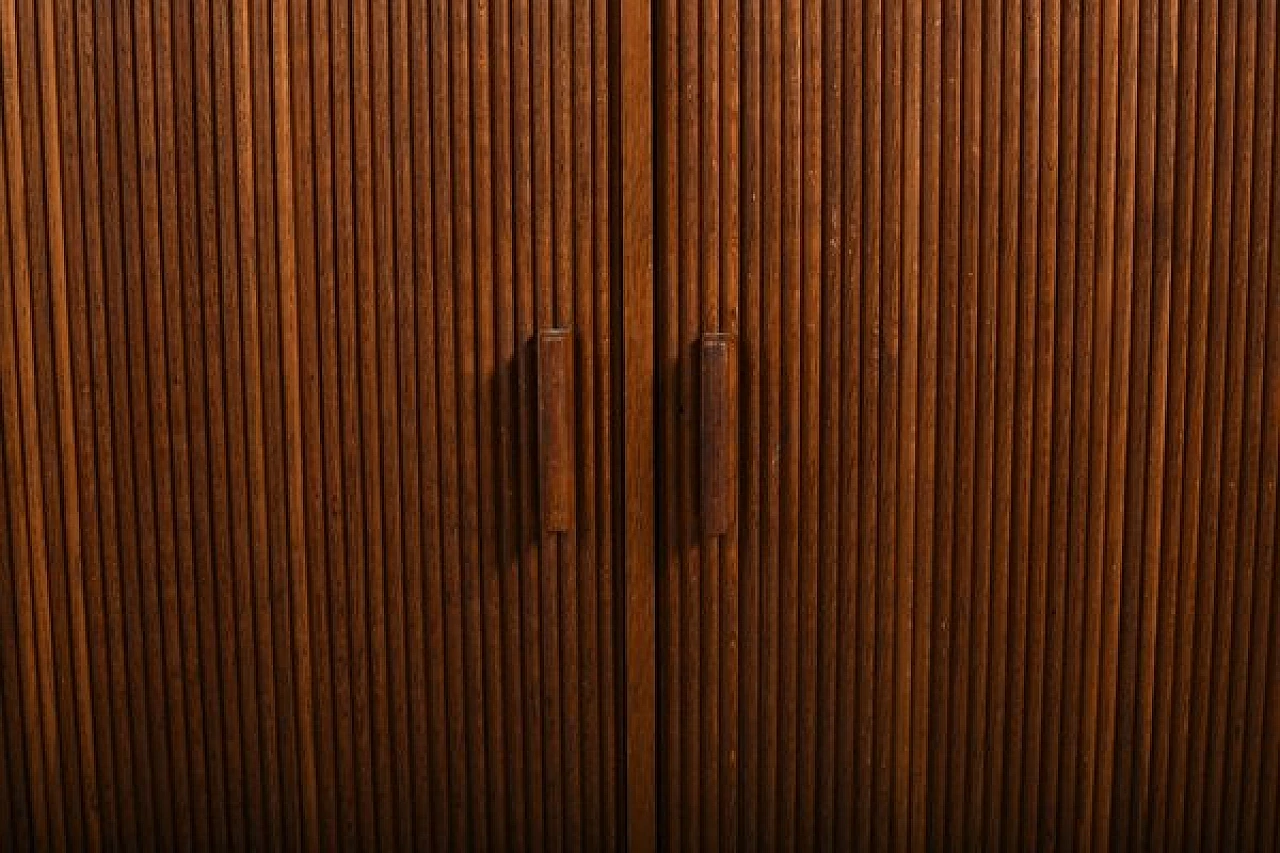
[{"x1": 620, "y1": 0, "x2": 658, "y2": 850}]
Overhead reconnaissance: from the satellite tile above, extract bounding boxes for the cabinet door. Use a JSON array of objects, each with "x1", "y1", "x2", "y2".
[
  {"x1": 0, "y1": 1, "x2": 623, "y2": 849},
  {"x1": 652, "y1": 0, "x2": 1280, "y2": 851},
  {"x1": 653, "y1": 1, "x2": 926, "y2": 844}
]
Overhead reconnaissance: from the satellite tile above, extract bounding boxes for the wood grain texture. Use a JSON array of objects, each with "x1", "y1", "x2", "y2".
[
  {"x1": 5, "y1": 1, "x2": 1280, "y2": 850},
  {"x1": 621, "y1": 0, "x2": 659, "y2": 849},
  {"x1": 539, "y1": 329, "x2": 577, "y2": 533},
  {"x1": 701, "y1": 334, "x2": 738, "y2": 536},
  {"x1": 0, "y1": 0, "x2": 625, "y2": 849},
  {"x1": 653, "y1": 0, "x2": 1280, "y2": 849}
]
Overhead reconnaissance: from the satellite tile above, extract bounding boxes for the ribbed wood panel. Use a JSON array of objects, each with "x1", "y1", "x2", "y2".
[
  {"x1": 0, "y1": 0, "x2": 622, "y2": 849},
  {"x1": 654, "y1": 0, "x2": 1280, "y2": 850}
]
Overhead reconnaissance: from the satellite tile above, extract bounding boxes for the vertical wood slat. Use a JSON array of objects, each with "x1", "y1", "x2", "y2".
[
  {"x1": 655, "y1": 0, "x2": 1280, "y2": 850},
  {"x1": 0, "y1": 1, "x2": 623, "y2": 849},
  {"x1": 7, "y1": 1, "x2": 1280, "y2": 850}
]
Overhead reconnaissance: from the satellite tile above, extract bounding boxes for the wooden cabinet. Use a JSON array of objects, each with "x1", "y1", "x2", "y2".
[
  {"x1": 3, "y1": 0, "x2": 1280, "y2": 850},
  {"x1": 647, "y1": 0, "x2": 1280, "y2": 850},
  {"x1": 0, "y1": 1, "x2": 621, "y2": 849}
]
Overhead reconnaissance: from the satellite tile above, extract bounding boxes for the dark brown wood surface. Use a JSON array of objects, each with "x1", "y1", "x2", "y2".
[
  {"x1": 0, "y1": 0, "x2": 624, "y2": 849},
  {"x1": 653, "y1": 0, "x2": 1280, "y2": 850},
  {"x1": 6, "y1": 0, "x2": 1280, "y2": 850},
  {"x1": 701, "y1": 333, "x2": 738, "y2": 536},
  {"x1": 538, "y1": 329, "x2": 577, "y2": 533},
  {"x1": 621, "y1": 0, "x2": 659, "y2": 849}
]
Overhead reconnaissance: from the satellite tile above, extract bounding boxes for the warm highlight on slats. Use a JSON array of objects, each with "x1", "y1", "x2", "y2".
[
  {"x1": 5, "y1": 0, "x2": 1280, "y2": 850},
  {"x1": 655, "y1": 0, "x2": 1280, "y2": 849},
  {"x1": 0, "y1": 0, "x2": 622, "y2": 849}
]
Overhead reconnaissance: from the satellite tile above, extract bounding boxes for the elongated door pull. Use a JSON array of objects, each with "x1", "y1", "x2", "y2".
[
  {"x1": 701, "y1": 333, "x2": 737, "y2": 536},
  {"x1": 538, "y1": 328, "x2": 575, "y2": 532}
]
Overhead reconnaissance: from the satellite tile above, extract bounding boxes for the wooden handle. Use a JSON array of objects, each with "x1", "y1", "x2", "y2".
[
  {"x1": 701, "y1": 333, "x2": 737, "y2": 536},
  {"x1": 538, "y1": 328, "x2": 575, "y2": 532}
]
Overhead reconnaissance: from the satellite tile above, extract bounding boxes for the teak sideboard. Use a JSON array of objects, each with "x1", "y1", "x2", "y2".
[{"x1": 2, "y1": 0, "x2": 1279, "y2": 850}]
